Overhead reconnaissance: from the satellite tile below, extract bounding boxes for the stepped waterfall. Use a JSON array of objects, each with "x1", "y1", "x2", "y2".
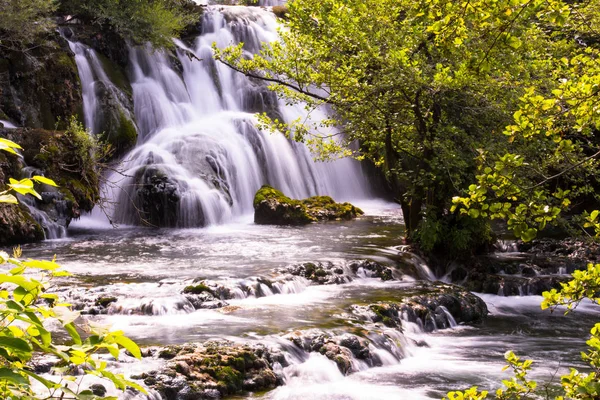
[{"x1": 70, "y1": 5, "x2": 370, "y2": 228}]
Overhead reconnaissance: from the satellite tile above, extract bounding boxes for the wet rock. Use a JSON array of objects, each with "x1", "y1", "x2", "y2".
[
  {"x1": 253, "y1": 185, "x2": 363, "y2": 225},
  {"x1": 0, "y1": 33, "x2": 82, "y2": 130},
  {"x1": 348, "y1": 260, "x2": 395, "y2": 281},
  {"x1": 0, "y1": 128, "x2": 100, "y2": 244},
  {"x1": 136, "y1": 342, "x2": 281, "y2": 399},
  {"x1": 89, "y1": 384, "x2": 107, "y2": 397},
  {"x1": 284, "y1": 330, "x2": 372, "y2": 375},
  {"x1": 351, "y1": 283, "x2": 488, "y2": 332},
  {"x1": 135, "y1": 166, "x2": 182, "y2": 227},
  {"x1": 284, "y1": 262, "x2": 350, "y2": 285}
]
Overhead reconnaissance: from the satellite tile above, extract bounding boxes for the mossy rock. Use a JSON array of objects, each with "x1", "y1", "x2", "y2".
[
  {"x1": 253, "y1": 185, "x2": 364, "y2": 225},
  {"x1": 139, "y1": 342, "x2": 280, "y2": 399},
  {"x1": 0, "y1": 127, "x2": 100, "y2": 244},
  {"x1": 183, "y1": 283, "x2": 214, "y2": 295},
  {"x1": 0, "y1": 33, "x2": 83, "y2": 130}
]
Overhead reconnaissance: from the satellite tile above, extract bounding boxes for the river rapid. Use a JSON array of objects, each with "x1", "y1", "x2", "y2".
[{"x1": 17, "y1": 202, "x2": 595, "y2": 400}]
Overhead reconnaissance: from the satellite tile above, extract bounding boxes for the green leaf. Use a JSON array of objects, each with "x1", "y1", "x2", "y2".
[
  {"x1": 114, "y1": 335, "x2": 142, "y2": 359},
  {"x1": 0, "y1": 336, "x2": 32, "y2": 353},
  {"x1": 0, "y1": 368, "x2": 28, "y2": 386},
  {"x1": 64, "y1": 322, "x2": 82, "y2": 345},
  {"x1": 0, "y1": 194, "x2": 18, "y2": 204},
  {"x1": 31, "y1": 176, "x2": 58, "y2": 187},
  {"x1": 21, "y1": 370, "x2": 59, "y2": 390}
]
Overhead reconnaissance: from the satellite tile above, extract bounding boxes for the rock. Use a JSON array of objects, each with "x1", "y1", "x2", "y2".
[
  {"x1": 284, "y1": 262, "x2": 350, "y2": 285},
  {"x1": 0, "y1": 128, "x2": 100, "y2": 245},
  {"x1": 0, "y1": 33, "x2": 82, "y2": 130},
  {"x1": 253, "y1": 185, "x2": 363, "y2": 225},
  {"x1": 136, "y1": 342, "x2": 281, "y2": 399},
  {"x1": 348, "y1": 260, "x2": 395, "y2": 281},
  {"x1": 135, "y1": 166, "x2": 182, "y2": 227},
  {"x1": 351, "y1": 283, "x2": 488, "y2": 332},
  {"x1": 284, "y1": 330, "x2": 372, "y2": 374},
  {"x1": 89, "y1": 384, "x2": 107, "y2": 397}
]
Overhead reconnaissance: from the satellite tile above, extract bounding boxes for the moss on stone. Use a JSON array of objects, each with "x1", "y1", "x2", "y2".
[
  {"x1": 253, "y1": 185, "x2": 363, "y2": 225},
  {"x1": 95, "y1": 296, "x2": 118, "y2": 307},
  {"x1": 96, "y1": 52, "x2": 132, "y2": 96},
  {"x1": 183, "y1": 282, "x2": 214, "y2": 295}
]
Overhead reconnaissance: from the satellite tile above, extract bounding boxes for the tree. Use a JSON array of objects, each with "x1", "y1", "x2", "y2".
[
  {"x1": 58, "y1": 0, "x2": 199, "y2": 49},
  {"x1": 0, "y1": 137, "x2": 145, "y2": 399},
  {"x1": 450, "y1": 1, "x2": 600, "y2": 242},
  {"x1": 214, "y1": 0, "x2": 571, "y2": 254}
]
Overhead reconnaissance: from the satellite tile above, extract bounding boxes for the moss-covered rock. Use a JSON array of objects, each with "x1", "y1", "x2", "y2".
[
  {"x1": 133, "y1": 342, "x2": 282, "y2": 399},
  {"x1": 0, "y1": 127, "x2": 100, "y2": 245},
  {"x1": 253, "y1": 185, "x2": 364, "y2": 225},
  {"x1": 350, "y1": 283, "x2": 488, "y2": 332},
  {"x1": 0, "y1": 33, "x2": 82, "y2": 130}
]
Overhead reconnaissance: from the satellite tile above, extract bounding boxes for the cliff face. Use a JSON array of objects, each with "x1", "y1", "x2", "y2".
[
  {"x1": 0, "y1": 33, "x2": 83, "y2": 130},
  {"x1": 0, "y1": 25, "x2": 133, "y2": 245}
]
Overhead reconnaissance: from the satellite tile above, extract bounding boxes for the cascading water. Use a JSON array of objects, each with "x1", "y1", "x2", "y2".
[
  {"x1": 102, "y1": 6, "x2": 370, "y2": 227},
  {"x1": 66, "y1": 37, "x2": 137, "y2": 139}
]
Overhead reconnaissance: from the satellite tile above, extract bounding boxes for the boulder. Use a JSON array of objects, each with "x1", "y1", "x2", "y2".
[
  {"x1": 132, "y1": 342, "x2": 282, "y2": 399},
  {"x1": 350, "y1": 283, "x2": 488, "y2": 332},
  {"x1": 253, "y1": 185, "x2": 363, "y2": 225}
]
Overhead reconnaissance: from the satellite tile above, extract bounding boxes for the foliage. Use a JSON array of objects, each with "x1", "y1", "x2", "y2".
[
  {"x1": 59, "y1": 0, "x2": 199, "y2": 49},
  {"x1": 0, "y1": 139, "x2": 145, "y2": 398},
  {"x1": 450, "y1": 1, "x2": 600, "y2": 242},
  {"x1": 0, "y1": 138, "x2": 59, "y2": 204},
  {"x1": 0, "y1": 0, "x2": 197, "y2": 53},
  {"x1": 445, "y1": 263, "x2": 600, "y2": 400},
  {"x1": 213, "y1": 0, "x2": 568, "y2": 245},
  {"x1": 0, "y1": 0, "x2": 57, "y2": 51}
]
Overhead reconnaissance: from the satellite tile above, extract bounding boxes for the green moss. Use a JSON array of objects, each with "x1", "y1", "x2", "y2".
[
  {"x1": 253, "y1": 185, "x2": 291, "y2": 208},
  {"x1": 100, "y1": 111, "x2": 137, "y2": 155},
  {"x1": 183, "y1": 283, "x2": 214, "y2": 295},
  {"x1": 369, "y1": 304, "x2": 396, "y2": 327},
  {"x1": 272, "y1": 5, "x2": 289, "y2": 19},
  {"x1": 97, "y1": 53, "x2": 132, "y2": 96},
  {"x1": 214, "y1": 366, "x2": 243, "y2": 393}
]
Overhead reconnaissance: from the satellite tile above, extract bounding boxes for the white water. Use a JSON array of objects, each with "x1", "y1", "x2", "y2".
[
  {"x1": 67, "y1": 38, "x2": 137, "y2": 136},
  {"x1": 92, "y1": 6, "x2": 371, "y2": 228},
  {"x1": 0, "y1": 119, "x2": 17, "y2": 129}
]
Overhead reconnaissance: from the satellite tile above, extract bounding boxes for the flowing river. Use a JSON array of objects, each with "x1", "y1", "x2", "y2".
[{"x1": 19, "y1": 204, "x2": 596, "y2": 399}]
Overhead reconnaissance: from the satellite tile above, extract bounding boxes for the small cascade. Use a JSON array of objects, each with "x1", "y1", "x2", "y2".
[
  {"x1": 0, "y1": 119, "x2": 18, "y2": 129},
  {"x1": 65, "y1": 36, "x2": 137, "y2": 141},
  {"x1": 103, "y1": 6, "x2": 370, "y2": 228}
]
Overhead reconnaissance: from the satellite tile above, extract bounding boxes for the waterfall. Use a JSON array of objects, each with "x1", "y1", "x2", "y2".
[
  {"x1": 67, "y1": 37, "x2": 137, "y2": 140},
  {"x1": 102, "y1": 6, "x2": 370, "y2": 227}
]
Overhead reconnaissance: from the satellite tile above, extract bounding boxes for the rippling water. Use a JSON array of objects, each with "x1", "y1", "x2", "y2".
[{"x1": 12, "y1": 203, "x2": 595, "y2": 399}]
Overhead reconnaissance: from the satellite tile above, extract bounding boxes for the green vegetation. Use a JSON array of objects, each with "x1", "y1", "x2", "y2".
[
  {"x1": 215, "y1": 0, "x2": 600, "y2": 253},
  {"x1": 0, "y1": 0, "x2": 199, "y2": 51},
  {"x1": 253, "y1": 185, "x2": 363, "y2": 225},
  {"x1": 0, "y1": 139, "x2": 144, "y2": 398},
  {"x1": 183, "y1": 282, "x2": 214, "y2": 295}
]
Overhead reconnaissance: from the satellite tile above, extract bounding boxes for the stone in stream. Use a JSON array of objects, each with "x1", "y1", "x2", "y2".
[
  {"x1": 350, "y1": 283, "x2": 488, "y2": 332},
  {"x1": 283, "y1": 260, "x2": 395, "y2": 285},
  {"x1": 284, "y1": 330, "x2": 373, "y2": 375},
  {"x1": 253, "y1": 185, "x2": 364, "y2": 225},
  {"x1": 132, "y1": 342, "x2": 283, "y2": 399}
]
